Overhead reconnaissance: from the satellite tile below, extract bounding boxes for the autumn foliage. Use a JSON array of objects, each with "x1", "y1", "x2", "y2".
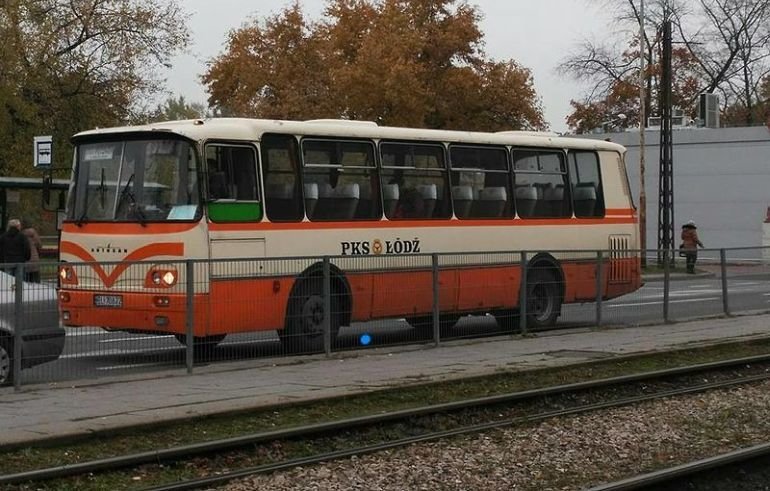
[{"x1": 203, "y1": 0, "x2": 546, "y2": 132}]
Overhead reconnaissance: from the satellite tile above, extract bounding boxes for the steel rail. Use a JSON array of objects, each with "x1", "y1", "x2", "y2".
[
  {"x1": 143, "y1": 373, "x2": 770, "y2": 491},
  {"x1": 587, "y1": 442, "x2": 770, "y2": 490},
  {"x1": 3, "y1": 353, "x2": 770, "y2": 487}
]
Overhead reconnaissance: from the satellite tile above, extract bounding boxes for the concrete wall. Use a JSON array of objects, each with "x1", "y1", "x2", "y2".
[{"x1": 582, "y1": 126, "x2": 770, "y2": 256}]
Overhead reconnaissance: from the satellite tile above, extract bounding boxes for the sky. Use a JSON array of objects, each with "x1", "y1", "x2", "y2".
[{"x1": 166, "y1": 0, "x2": 617, "y2": 132}]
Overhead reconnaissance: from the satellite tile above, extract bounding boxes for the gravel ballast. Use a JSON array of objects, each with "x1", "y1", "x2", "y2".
[{"x1": 218, "y1": 378, "x2": 770, "y2": 490}]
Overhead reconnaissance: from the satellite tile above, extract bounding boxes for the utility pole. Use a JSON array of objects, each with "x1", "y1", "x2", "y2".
[
  {"x1": 657, "y1": 17, "x2": 675, "y2": 266},
  {"x1": 639, "y1": 0, "x2": 647, "y2": 268}
]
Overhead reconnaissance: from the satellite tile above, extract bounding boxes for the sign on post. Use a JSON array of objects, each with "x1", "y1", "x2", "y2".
[{"x1": 34, "y1": 135, "x2": 53, "y2": 168}]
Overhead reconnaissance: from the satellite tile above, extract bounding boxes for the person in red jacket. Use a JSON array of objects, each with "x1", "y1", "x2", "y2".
[{"x1": 681, "y1": 220, "x2": 704, "y2": 274}]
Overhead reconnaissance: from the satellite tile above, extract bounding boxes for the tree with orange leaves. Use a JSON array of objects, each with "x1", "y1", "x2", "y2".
[{"x1": 203, "y1": 0, "x2": 546, "y2": 132}]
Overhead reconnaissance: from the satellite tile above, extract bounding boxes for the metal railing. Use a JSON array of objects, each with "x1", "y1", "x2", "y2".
[{"x1": 2, "y1": 246, "x2": 770, "y2": 390}]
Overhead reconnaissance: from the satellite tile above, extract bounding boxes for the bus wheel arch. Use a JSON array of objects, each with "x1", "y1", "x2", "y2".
[{"x1": 524, "y1": 254, "x2": 565, "y2": 327}]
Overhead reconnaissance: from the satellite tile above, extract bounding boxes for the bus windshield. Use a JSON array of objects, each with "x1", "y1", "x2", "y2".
[{"x1": 68, "y1": 138, "x2": 200, "y2": 223}]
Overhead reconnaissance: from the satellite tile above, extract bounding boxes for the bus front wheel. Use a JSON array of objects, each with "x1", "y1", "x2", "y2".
[{"x1": 281, "y1": 279, "x2": 340, "y2": 354}]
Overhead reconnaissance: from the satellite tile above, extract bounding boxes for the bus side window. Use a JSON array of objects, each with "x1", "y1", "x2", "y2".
[
  {"x1": 513, "y1": 149, "x2": 571, "y2": 219},
  {"x1": 205, "y1": 143, "x2": 261, "y2": 222},
  {"x1": 302, "y1": 138, "x2": 380, "y2": 221},
  {"x1": 449, "y1": 145, "x2": 512, "y2": 219},
  {"x1": 569, "y1": 151, "x2": 605, "y2": 218},
  {"x1": 380, "y1": 142, "x2": 450, "y2": 220},
  {"x1": 262, "y1": 134, "x2": 303, "y2": 222}
]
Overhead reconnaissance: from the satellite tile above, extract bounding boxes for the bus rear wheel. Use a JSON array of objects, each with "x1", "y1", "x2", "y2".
[
  {"x1": 525, "y1": 270, "x2": 561, "y2": 328},
  {"x1": 281, "y1": 279, "x2": 340, "y2": 354}
]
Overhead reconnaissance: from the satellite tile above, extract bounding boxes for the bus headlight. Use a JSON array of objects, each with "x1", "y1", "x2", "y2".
[
  {"x1": 59, "y1": 266, "x2": 78, "y2": 285},
  {"x1": 162, "y1": 271, "x2": 177, "y2": 286}
]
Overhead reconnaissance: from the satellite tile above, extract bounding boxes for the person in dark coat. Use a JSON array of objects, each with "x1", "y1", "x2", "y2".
[
  {"x1": 680, "y1": 219, "x2": 704, "y2": 274},
  {"x1": 0, "y1": 219, "x2": 31, "y2": 277}
]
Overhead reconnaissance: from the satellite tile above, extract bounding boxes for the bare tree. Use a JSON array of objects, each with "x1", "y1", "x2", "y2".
[
  {"x1": 561, "y1": 0, "x2": 770, "y2": 128},
  {"x1": 689, "y1": 0, "x2": 770, "y2": 123}
]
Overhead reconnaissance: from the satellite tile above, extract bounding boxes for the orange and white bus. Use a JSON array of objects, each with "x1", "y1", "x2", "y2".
[{"x1": 58, "y1": 118, "x2": 640, "y2": 351}]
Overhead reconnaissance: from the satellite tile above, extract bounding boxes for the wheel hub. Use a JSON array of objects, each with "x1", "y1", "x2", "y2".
[{"x1": 302, "y1": 294, "x2": 325, "y2": 334}]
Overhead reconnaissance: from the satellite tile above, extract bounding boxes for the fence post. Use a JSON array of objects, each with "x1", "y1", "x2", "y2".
[
  {"x1": 720, "y1": 248, "x2": 730, "y2": 316},
  {"x1": 13, "y1": 264, "x2": 23, "y2": 391},
  {"x1": 323, "y1": 257, "x2": 331, "y2": 357},
  {"x1": 663, "y1": 249, "x2": 671, "y2": 323},
  {"x1": 432, "y1": 253, "x2": 440, "y2": 346},
  {"x1": 596, "y1": 250, "x2": 603, "y2": 327},
  {"x1": 519, "y1": 251, "x2": 528, "y2": 335},
  {"x1": 185, "y1": 259, "x2": 194, "y2": 374}
]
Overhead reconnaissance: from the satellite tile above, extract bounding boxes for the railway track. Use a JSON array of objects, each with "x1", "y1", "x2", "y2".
[
  {"x1": 588, "y1": 442, "x2": 770, "y2": 490},
  {"x1": 4, "y1": 354, "x2": 770, "y2": 490}
]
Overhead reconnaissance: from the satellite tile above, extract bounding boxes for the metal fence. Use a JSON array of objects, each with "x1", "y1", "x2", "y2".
[{"x1": 2, "y1": 246, "x2": 770, "y2": 390}]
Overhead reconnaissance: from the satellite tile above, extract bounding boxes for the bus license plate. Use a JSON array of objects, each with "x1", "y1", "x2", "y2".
[{"x1": 94, "y1": 295, "x2": 123, "y2": 308}]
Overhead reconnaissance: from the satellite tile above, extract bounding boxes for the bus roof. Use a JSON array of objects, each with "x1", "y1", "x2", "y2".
[{"x1": 72, "y1": 118, "x2": 626, "y2": 153}]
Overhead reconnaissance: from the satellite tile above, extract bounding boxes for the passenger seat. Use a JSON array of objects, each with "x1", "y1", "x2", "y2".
[{"x1": 452, "y1": 185, "x2": 474, "y2": 218}]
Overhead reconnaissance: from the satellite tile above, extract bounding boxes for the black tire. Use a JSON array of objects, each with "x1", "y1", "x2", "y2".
[
  {"x1": 405, "y1": 314, "x2": 460, "y2": 337},
  {"x1": 0, "y1": 338, "x2": 13, "y2": 386},
  {"x1": 524, "y1": 270, "x2": 562, "y2": 328},
  {"x1": 281, "y1": 279, "x2": 340, "y2": 354}
]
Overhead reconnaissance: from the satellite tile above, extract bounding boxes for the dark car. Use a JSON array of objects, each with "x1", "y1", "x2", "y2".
[{"x1": 0, "y1": 271, "x2": 66, "y2": 385}]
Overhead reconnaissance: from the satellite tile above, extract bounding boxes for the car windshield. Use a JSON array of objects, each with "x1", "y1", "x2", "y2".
[{"x1": 67, "y1": 138, "x2": 200, "y2": 222}]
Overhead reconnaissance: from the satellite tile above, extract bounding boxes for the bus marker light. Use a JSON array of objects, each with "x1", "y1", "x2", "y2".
[
  {"x1": 62, "y1": 311, "x2": 70, "y2": 321},
  {"x1": 153, "y1": 296, "x2": 170, "y2": 307},
  {"x1": 273, "y1": 280, "x2": 280, "y2": 293},
  {"x1": 154, "y1": 316, "x2": 169, "y2": 327},
  {"x1": 59, "y1": 292, "x2": 70, "y2": 303}
]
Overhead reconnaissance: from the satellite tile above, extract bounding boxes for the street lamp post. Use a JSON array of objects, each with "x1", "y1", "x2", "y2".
[{"x1": 639, "y1": 0, "x2": 647, "y2": 267}]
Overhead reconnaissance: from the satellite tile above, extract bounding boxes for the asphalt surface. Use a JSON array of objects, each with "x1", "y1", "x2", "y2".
[{"x1": 19, "y1": 272, "x2": 770, "y2": 384}]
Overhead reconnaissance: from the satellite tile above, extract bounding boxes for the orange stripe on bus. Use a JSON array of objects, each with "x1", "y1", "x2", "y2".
[{"x1": 60, "y1": 241, "x2": 185, "y2": 288}]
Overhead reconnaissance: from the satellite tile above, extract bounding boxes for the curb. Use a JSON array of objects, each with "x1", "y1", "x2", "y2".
[{"x1": 642, "y1": 271, "x2": 715, "y2": 282}]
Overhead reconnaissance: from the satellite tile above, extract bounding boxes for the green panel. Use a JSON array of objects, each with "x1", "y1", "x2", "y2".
[{"x1": 207, "y1": 202, "x2": 263, "y2": 222}]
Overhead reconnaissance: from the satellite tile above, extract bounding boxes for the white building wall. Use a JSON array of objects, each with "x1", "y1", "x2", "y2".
[{"x1": 582, "y1": 126, "x2": 770, "y2": 255}]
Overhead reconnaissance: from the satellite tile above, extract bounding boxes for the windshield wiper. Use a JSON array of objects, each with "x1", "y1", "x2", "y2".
[
  {"x1": 118, "y1": 174, "x2": 147, "y2": 227},
  {"x1": 76, "y1": 169, "x2": 107, "y2": 227}
]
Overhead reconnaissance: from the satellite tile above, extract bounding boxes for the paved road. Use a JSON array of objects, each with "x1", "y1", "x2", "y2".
[{"x1": 19, "y1": 275, "x2": 770, "y2": 385}]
